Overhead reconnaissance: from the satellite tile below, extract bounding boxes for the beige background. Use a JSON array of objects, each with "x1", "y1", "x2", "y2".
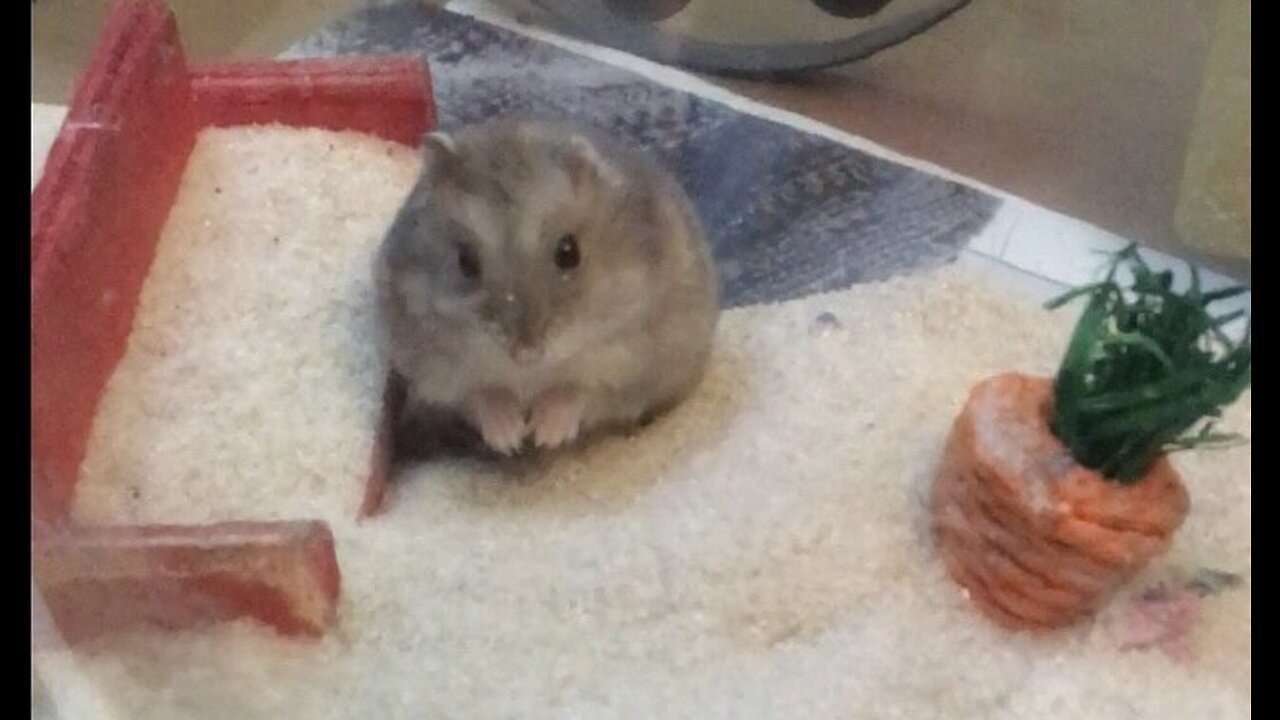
[{"x1": 30, "y1": 0, "x2": 1249, "y2": 279}]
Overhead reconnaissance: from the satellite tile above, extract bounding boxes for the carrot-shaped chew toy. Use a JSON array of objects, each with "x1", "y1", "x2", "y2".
[{"x1": 931, "y1": 245, "x2": 1250, "y2": 630}]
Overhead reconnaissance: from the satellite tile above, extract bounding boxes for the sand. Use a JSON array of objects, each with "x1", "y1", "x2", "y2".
[
  {"x1": 73, "y1": 125, "x2": 422, "y2": 525},
  {"x1": 41, "y1": 126, "x2": 1250, "y2": 720}
]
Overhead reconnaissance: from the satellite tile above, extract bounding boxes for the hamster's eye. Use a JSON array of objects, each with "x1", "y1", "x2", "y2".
[
  {"x1": 554, "y1": 234, "x2": 580, "y2": 271},
  {"x1": 457, "y1": 244, "x2": 481, "y2": 280}
]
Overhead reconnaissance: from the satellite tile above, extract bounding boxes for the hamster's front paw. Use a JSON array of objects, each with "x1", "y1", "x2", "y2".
[
  {"x1": 467, "y1": 388, "x2": 526, "y2": 456},
  {"x1": 530, "y1": 387, "x2": 585, "y2": 449}
]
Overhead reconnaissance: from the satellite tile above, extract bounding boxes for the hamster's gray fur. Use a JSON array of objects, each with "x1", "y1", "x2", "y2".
[{"x1": 375, "y1": 120, "x2": 718, "y2": 455}]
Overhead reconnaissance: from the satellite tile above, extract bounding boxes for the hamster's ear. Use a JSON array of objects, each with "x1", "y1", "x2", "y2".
[
  {"x1": 423, "y1": 131, "x2": 456, "y2": 156},
  {"x1": 565, "y1": 135, "x2": 624, "y2": 191},
  {"x1": 421, "y1": 131, "x2": 461, "y2": 183}
]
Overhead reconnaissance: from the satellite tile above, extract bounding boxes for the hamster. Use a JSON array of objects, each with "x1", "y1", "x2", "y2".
[{"x1": 374, "y1": 120, "x2": 719, "y2": 455}]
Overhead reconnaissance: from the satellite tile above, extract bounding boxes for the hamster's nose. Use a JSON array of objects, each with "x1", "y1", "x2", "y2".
[
  {"x1": 510, "y1": 312, "x2": 546, "y2": 366},
  {"x1": 512, "y1": 344, "x2": 544, "y2": 366},
  {"x1": 482, "y1": 292, "x2": 519, "y2": 325}
]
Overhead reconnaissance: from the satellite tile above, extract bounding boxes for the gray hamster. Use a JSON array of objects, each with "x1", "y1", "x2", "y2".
[{"x1": 375, "y1": 120, "x2": 719, "y2": 455}]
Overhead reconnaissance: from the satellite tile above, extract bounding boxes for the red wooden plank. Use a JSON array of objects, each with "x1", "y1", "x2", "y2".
[
  {"x1": 360, "y1": 373, "x2": 406, "y2": 519},
  {"x1": 190, "y1": 56, "x2": 435, "y2": 147},
  {"x1": 31, "y1": 0, "x2": 197, "y2": 523},
  {"x1": 32, "y1": 521, "x2": 341, "y2": 644}
]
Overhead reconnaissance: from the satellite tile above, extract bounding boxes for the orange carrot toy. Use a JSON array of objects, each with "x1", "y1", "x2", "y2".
[{"x1": 932, "y1": 245, "x2": 1250, "y2": 630}]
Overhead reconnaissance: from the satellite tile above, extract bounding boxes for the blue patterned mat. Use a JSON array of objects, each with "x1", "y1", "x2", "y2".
[{"x1": 289, "y1": 3, "x2": 1000, "y2": 308}]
